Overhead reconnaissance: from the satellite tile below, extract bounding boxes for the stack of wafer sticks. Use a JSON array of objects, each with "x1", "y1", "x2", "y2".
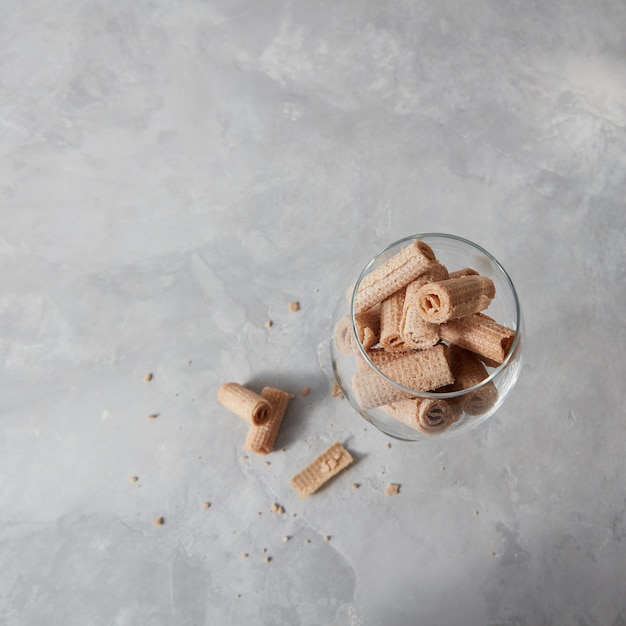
[{"x1": 335, "y1": 239, "x2": 516, "y2": 435}]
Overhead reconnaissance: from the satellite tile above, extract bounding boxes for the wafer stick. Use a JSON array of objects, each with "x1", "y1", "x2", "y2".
[
  {"x1": 290, "y1": 442, "x2": 354, "y2": 498},
  {"x1": 244, "y1": 387, "x2": 292, "y2": 454},
  {"x1": 354, "y1": 240, "x2": 436, "y2": 312},
  {"x1": 352, "y1": 369, "x2": 412, "y2": 409},
  {"x1": 379, "y1": 288, "x2": 411, "y2": 352},
  {"x1": 382, "y1": 397, "x2": 461, "y2": 434},
  {"x1": 355, "y1": 306, "x2": 381, "y2": 350},
  {"x1": 217, "y1": 382, "x2": 272, "y2": 426},
  {"x1": 415, "y1": 275, "x2": 495, "y2": 323},
  {"x1": 333, "y1": 315, "x2": 359, "y2": 355},
  {"x1": 448, "y1": 346, "x2": 498, "y2": 415},
  {"x1": 377, "y1": 344, "x2": 454, "y2": 393},
  {"x1": 448, "y1": 267, "x2": 479, "y2": 279},
  {"x1": 439, "y1": 312, "x2": 515, "y2": 365}
]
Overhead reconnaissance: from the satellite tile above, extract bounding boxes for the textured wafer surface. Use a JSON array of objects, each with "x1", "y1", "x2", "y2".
[
  {"x1": 354, "y1": 240, "x2": 436, "y2": 312},
  {"x1": 383, "y1": 397, "x2": 460, "y2": 434},
  {"x1": 352, "y1": 369, "x2": 411, "y2": 409},
  {"x1": 416, "y1": 275, "x2": 495, "y2": 323},
  {"x1": 244, "y1": 387, "x2": 292, "y2": 454},
  {"x1": 290, "y1": 442, "x2": 354, "y2": 498},
  {"x1": 449, "y1": 346, "x2": 498, "y2": 415},
  {"x1": 334, "y1": 315, "x2": 359, "y2": 355},
  {"x1": 217, "y1": 382, "x2": 272, "y2": 426},
  {"x1": 379, "y1": 288, "x2": 410, "y2": 352},
  {"x1": 355, "y1": 306, "x2": 381, "y2": 350},
  {"x1": 439, "y1": 312, "x2": 515, "y2": 364}
]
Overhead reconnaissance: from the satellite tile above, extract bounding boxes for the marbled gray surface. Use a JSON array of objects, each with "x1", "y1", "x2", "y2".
[{"x1": 1, "y1": 1, "x2": 626, "y2": 625}]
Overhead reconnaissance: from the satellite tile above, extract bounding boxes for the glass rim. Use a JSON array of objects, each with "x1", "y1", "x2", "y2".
[{"x1": 349, "y1": 232, "x2": 522, "y2": 399}]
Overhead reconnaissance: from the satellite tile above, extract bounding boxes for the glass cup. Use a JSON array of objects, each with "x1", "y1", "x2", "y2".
[{"x1": 330, "y1": 233, "x2": 524, "y2": 441}]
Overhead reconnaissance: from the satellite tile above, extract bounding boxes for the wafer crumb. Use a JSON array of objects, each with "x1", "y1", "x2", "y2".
[
  {"x1": 154, "y1": 516, "x2": 165, "y2": 525},
  {"x1": 264, "y1": 556, "x2": 272, "y2": 563},
  {"x1": 352, "y1": 483, "x2": 360, "y2": 489},
  {"x1": 385, "y1": 483, "x2": 401, "y2": 496},
  {"x1": 130, "y1": 476, "x2": 139, "y2": 483},
  {"x1": 324, "y1": 535, "x2": 331, "y2": 542},
  {"x1": 305, "y1": 539, "x2": 311, "y2": 544},
  {"x1": 144, "y1": 373, "x2": 153, "y2": 382},
  {"x1": 242, "y1": 553, "x2": 249, "y2": 558},
  {"x1": 386, "y1": 443, "x2": 392, "y2": 449},
  {"x1": 271, "y1": 503, "x2": 285, "y2": 515},
  {"x1": 289, "y1": 301, "x2": 300, "y2": 312},
  {"x1": 147, "y1": 413, "x2": 159, "y2": 419},
  {"x1": 330, "y1": 382, "x2": 344, "y2": 398},
  {"x1": 236, "y1": 593, "x2": 242, "y2": 598},
  {"x1": 203, "y1": 502, "x2": 211, "y2": 509},
  {"x1": 283, "y1": 535, "x2": 291, "y2": 542},
  {"x1": 301, "y1": 386, "x2": 311, "y2": 397},
  {"x1": 265, "y1": 320, "x2": 273, "y2": 328}
]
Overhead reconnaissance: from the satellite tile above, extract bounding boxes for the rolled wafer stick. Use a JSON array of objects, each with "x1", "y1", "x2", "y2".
[
  {"x1": 352, "y1": 369, "x2": 412, "y2": 410},
  {"x1": 333, "y1": 315, "x2": 359, "y2": 355},
  {"x1": 415, "y1": 275, "x2": 495, "y2": 324},
  {"x1": 448, "y1": 346, "x2": 498, "y2": 415},
  {"x1": 354, "y1": 240, "x2": 436, "y2": 312},
  {"x1": 377, "y1": 343, "x2": 454, "y2": 393},
  {"x1": 367, "y1": 348, "x2": 420, "y2": 369},
  {"x1": 448, "y1": 267, "x2": 479, "y2": 279},
  {"x1": 382, "y1": 397, "x2": 461, "y2": 434},
  {"x1": 217, "y1": 382, "x2": 272, "y2": 426},
  {"x1": 439, "y1": 312, "x2": 515, "y2": 365},
  {"x1": 355, "y1": 306, "x2": 381, "y2": 350},
  {"x1": 379, "y1": 288, "x2": 412, "y2": 352},
  {"x1": 244, "y1": 387, "x2": 293, "y2": 455},
  {"x1": 290, "y1": 442, "x2": 354, "y2": 498}
]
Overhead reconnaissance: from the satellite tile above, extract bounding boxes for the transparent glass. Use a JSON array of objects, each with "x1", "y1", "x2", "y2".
[{"x1": 330, "y1": 233, "x2": 524, "y2": 441}]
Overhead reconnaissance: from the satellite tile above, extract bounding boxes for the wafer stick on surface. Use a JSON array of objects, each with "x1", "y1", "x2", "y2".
[
  {"x1": 290, "y1": 442, "x2": 354, "y2": 498},
  {"x1": 439, "y1": 312, "x2": 515, "y2": 365},
  {"x1": 379, "y1": 288, "x2": 411, "y2": 352},
  {"x1": 383, "y1": 397, "x2": 461, "y2": 434},
  {"x1": 415, "y1": 275, "x2": 495, "y2": 324},
  {"x1": 449, "y1": 346, "x2": 498, "y2": 415},
  {"x1": 217, "y1": 383, "x2": 272, "y2": 426},
  {"x1": 244, "y1": 387, "x2": 292, "y2": 454},
  {"x1": 354, "y1": 240, "x2": 436, "y2": 312}
]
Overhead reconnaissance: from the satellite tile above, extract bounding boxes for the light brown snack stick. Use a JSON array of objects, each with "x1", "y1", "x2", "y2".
[
  {"x1": 354, "y1": 240, "x2": 436, "y2": 312},
  {"x1": 449, "y1": 346, "x2": 498, "y2": 415},
  {"x1": 352, "y1": 369, "x2": 413, "y2": 409},
  {"x1": 415, "y1": 275, "x2": 496, "y2": 324},
  {"x1": 382, "y1": 396, "x2": 461, "y2": 434},
  {"x1": 333, "y1": 315, "x2": 359, "y2": 355},
  {"x1": 217, "y1": 382, "x2": 272, "y2": 426},
  {"x1": 379, "y1": 288, "x2": 411, "y2": 352},
  {"x1": 439, "y1": 312, "x2": 515, "y2": 365},
  {"x1": 244, "y1": 387, "x2": 292, "y2": 454},
  {"x1": 448, "y1": 267, "x2": 479, "y2": 279},
  {"x1": 377, "y1": 343, "x2": 454, "y2": 393},
  {"x1": 290, "y1": 442, "x2": 354, "y2": 498},
  {"x1": 355, "y1": 306, "x2": 381, "y2": 350}
]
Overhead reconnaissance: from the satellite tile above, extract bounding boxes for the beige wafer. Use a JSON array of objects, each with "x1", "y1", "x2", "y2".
[
  {"x1": 415, "y1": 275, "x2": 495, "y2": 324},
  {"x1": 383, "y1": 396, "x2": 461, "y2": 434},
  {"x1": 355, "y1": 306, "x2": 381, "y2": 350},
  {"x1": 354, "y1": 240, "x2": 436, "y2": 312},
  {"x1": 377, "y1": 343, "x2": 454, "y2": 393},
  {"x1": 448, "y1": 267, "x2": 479, "y2": 279},
  {"x1": 290, "y1": 442, "x2": 354, "y2": 498},
  {"x1": 244, "y1": 387, "x2": 292, "y2": 455},
  {"x1": 352, "y1": 369, "x2": 412, "y2": 410},
  {"x1": 333, "y1": 315, "x2": 359, "y2": 355},
  {"x1": 217, "y1": 382, "x2": 272, "y2": 426},
  {"x1": 379, "y1": 288, "x2": 411, "y2": 352},
  {"x1": 439, "y1": 312, "x2": 515, "y2": 365},
  {"x1": 449, "y1": 346, "x2": 498, "y2": 415}
]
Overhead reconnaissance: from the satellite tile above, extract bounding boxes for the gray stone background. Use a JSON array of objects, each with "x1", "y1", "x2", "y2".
[{"x1": 1, "y1": 1, "x2": 625, "y2": 625}]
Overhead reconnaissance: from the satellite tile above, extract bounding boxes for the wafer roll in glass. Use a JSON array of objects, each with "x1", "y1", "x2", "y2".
[
  {"x1": 244, "y1": 386, "x2": 292, "y2": 454},
  {"x1": 354, "y1": 240, "x2": 436, "y2": 312},
  {"x1": 217, "y1": 382, "x2": 272, "y2": 426},
  {"x1": 448, "y1": 346, "x2": 498, "y2": 415},
  {"x1": 415, "y1": 275, "x2": 495, "y2": 324},
  {"x1": 382, "y1": 396, "x2": 461, "y2": 434},
  {"x1": 439, "y1": 312, "x2": 515, "y2": 365},
  {"x1": 379, "y1": 288, "x2": 411, "y2": 352}
]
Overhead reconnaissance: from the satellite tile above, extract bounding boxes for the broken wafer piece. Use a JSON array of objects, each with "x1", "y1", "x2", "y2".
[
  {"x1": 382, "y1": 396, "x2": 461, "y2": 434},
  {"x1": 217, "y1": 382, "x2": 272, "y2": 426},
  {"x1": 290, "y1": 442, "x2": 354, "y2": 498},
  {"x1": 355, "y1": 306, "x2": 381, "y2": 350},
  {"x1": 449, "y1": 346, "x2": 498, "y2": 415},
  {"x1": 354, "y1": 240, "x2": 436, "y2": 312},
  {"x1": 415, "y1": 275, "x2": 495, "y2": 324},
  {"x1": 244, "y1": 386, "x2": 292, "y2": 454},
  {"x1": 439, "y1": 312, "x2": 515, "y2": 365}
]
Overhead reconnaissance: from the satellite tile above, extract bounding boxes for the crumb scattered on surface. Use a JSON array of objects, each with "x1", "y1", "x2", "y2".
[
  {"x1": 385, "y1": 483, "x2": 401, "y2": 496},
  {"x1": 324, "y1": 535, "x2": 331, "y2": 542},
  {"x1": 264, "y1": 556, "x2": 272, "y2": 563},
  {"x1": 386, "y1": 443, "x2": 392, "y2": 449},
  {"x1": 257, "y1": 512, "x2": 262, "y2": 516},
  {"x1": 236, "y1": 594, "x2": 242, "y2": 598},
  {"x1": 305, "y1": 539, "x2": 311, "y2": 544},
  {"x1": 265, "y1": 319, "x2": 273, "y2": 328},
  {"x1": 144, "y1": 373, "x2": 153, "y2": 382},
  {"x1": 262, "y1": 547, "x2": 267, "y2": 553},
  {"x1": 301, "y1": 386, "x2": 310, "y2": 397},
  {"x1": 283, "y1": 536, "x2": 290, "y2": 542},
  {"x1": 242, "y1": 553, "x2": 249, "y2": 559},
  {"x1": 264, "y1": 461, "x2": 271, "y2": 466},
  {"x1": 289, "y1": 301, "x2": 300, "y2": 312},
  {"x1": 130, "y1": 476, "x2": 139, "y2": 482},
  {"x1": 203, "y1": 502, "x2": 211, "y2": 509},
  {"x1": 147, "y1": 413, "x2": 158, "y2": 419},
  {"x1": 491, "y1": 551, "x2": 497, "y2": 557},
  {"x1": 475, "y1": 510, "x2": 480, "y2": 516},
  {"x1": 271, "y1": 503, "x2": 285, "y2": 515},
  {"x1": 154, "y1": 516, "x2": 165, "y2": 525},
  {"x1": 242, "y1": 455, "x2": 249, "y2": 460},
  {"x1": 352, "y1": 483, "x2": 360, "y2": 489}
]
